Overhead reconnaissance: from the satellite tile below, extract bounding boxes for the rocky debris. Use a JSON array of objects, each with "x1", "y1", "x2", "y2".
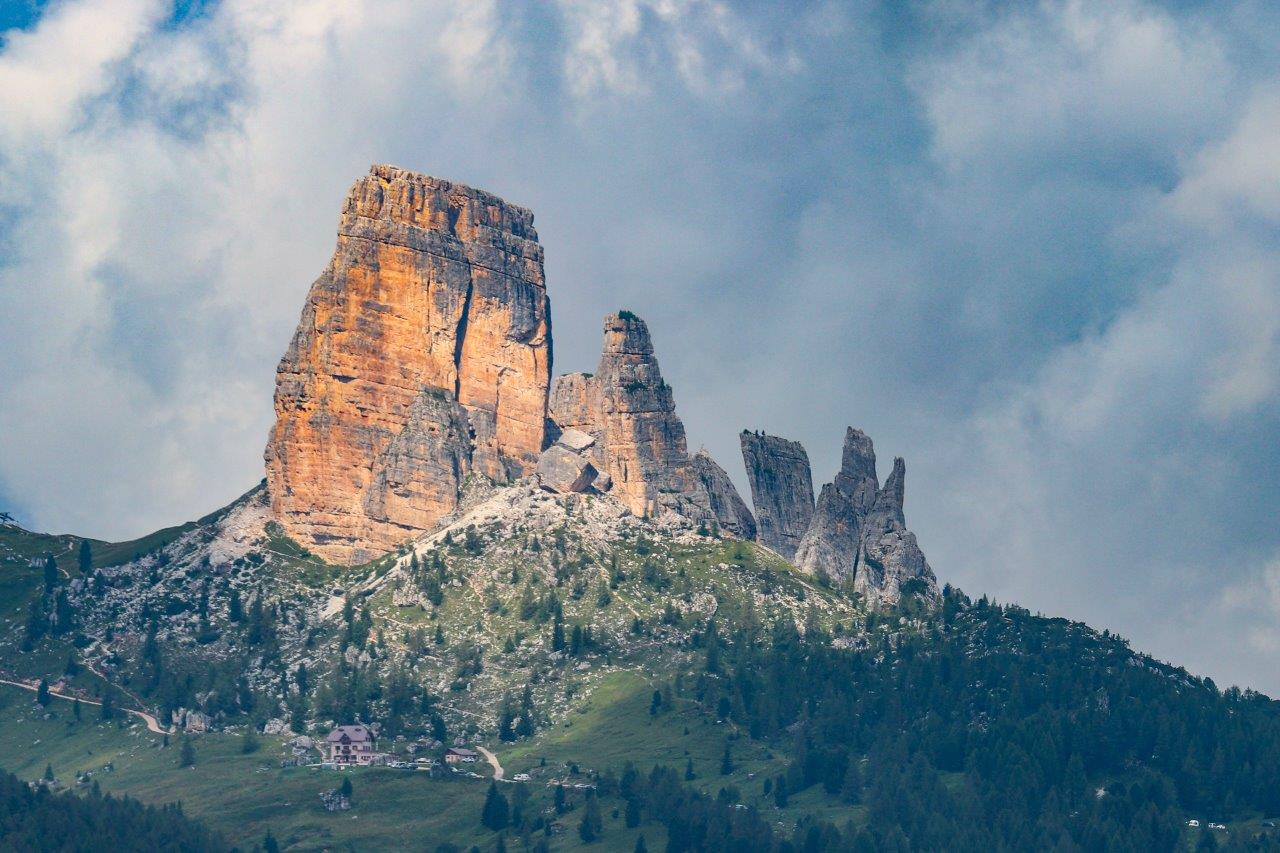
[
  {"x1": 794, "y1": 428, "x2": 879, "y2": 581},
  {"x1": 265, "y1": 165, "x2": 552, "y2": 564},
  {"x1": 536, "y1": 445, "x2": 598, "y2": 494},
  {"x1": 853, "y1": 457, "x2": 936, "y2": 606},
  {"x1": 547, "y1": 313, "x2": 712, "y2": 522},
  {"x1": 740, "y1": 431, "x2": 814, "y2": 559},
  {"x1": 691, "y1": 450, "x2": 756, "y2": 539}
]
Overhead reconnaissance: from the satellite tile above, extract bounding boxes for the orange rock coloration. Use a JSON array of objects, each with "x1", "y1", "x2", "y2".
[
  {"x1": 548, "y1": 313, "x2": 715, "y2": 521},
  {"x1": 265, "y1": 165, "x2": 551, "y2": 565}
]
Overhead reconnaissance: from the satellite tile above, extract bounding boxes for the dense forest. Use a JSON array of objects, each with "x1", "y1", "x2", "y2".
[
  {"x1": 0, "y1": 769, "x2": 227, "y2": 852},
  {"x1": 644, "y1": 585, "x2": 1280, "y2": 851}
]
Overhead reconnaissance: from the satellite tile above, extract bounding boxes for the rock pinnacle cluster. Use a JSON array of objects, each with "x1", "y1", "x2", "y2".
[{"x1": 263, "y1": 165, "x2": 937, "y2": 604}]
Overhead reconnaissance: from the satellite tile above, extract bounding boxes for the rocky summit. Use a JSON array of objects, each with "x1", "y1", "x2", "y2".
[
  {"x1": 546, "y1": 312, "x2": 716, "y2": 522},
  {"x1": 265, "y1": 165, "x2": 552, "y2": 565},
  {"x1": 796, "y1": 429, "x2": 936, "y2": 605}
]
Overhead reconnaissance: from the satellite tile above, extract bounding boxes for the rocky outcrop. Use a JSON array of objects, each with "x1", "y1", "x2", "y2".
[
  {"x1": 547, "y1": 313, "x2": 712, "y2": 522},
  {"x1": 853, "y1": 457, "x2": 936, "y2": 605},
  {"x1": 691, "y1": 451, "x2": 756, "y2": 539},
  {"x1": 794, "y1": 428, "x2": 879, "y2": 580},
  {"x1": 265, "y1": 165, "x2": 551, "y2": 564},
  {"x1": 793, "y1": 428, "x2": 937, "y2": 605},
  {"x1": 740, "y1": 432, "x2": 814, "y2": 559}
]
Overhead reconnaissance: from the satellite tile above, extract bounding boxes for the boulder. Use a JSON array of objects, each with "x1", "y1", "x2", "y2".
[
  {"x1": 537, "y1": 446, "x2": 598, "y2": 493},
  {"x1": 556, "y1": 428, "x2": 596, "y2": 453}
]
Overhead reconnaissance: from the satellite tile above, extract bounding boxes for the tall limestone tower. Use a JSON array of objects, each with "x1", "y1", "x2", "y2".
[{"x1": 264, "y1": 165, "x2": 551, "y2": 565}]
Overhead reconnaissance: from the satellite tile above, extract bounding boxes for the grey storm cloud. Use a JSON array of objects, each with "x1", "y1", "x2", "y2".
[{"x1": 1, "y1": 0, "x2": 1279, "y2": 692}]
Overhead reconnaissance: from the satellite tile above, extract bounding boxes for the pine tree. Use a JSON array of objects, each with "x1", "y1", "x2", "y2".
[
  {"x1": 179, "y1": 738, "x2": 196, "y2": 768},
  {"x1": 685, "y1": 757, "x2": 695, "y2": 780},
  {"x1": 36, "y1": 679, "x2": 50, "y2": 707},
  {"x1": 242, "y1": 726, "x2": 260, "y2": 754},
  {"x1": 625, "y1": 796, "x2": 641, "y2": 828},
  {"x1": 578, "y1": 792, "x2": 602, "y2": 842},
  {"x1": 43, "y1": 763, "x2": 54, "y2": 783},
  {"x1": 720, "y1": 741, "x2": 734, "y2": 775},
  {"x1": 228, "y1": 588, "x2": 243, "y2": 622},
  {"x1": 515, "y1": 686, "x2": 535, "y2": 739},
  {"x1": 78, "y1": 539, "x2": 92, "y2": 575},
  {"x1": 634, "y1": 836, "x2": 648, "y2": 853},
  {"x1": 551, "y1": 609, "x2": 565, "y2": 652},
  {"x1": 43, "y1": 555, "x2": 58, "y2": 592},
  {"x1": 72, "y1": 698, "x2": 81, "y2": 721},
  {"x1": 264, "y1": 831, "x2": 280, "y2": 853},
  {"x1": 340, "y1": 775, "x2": 353, "y2": 801},
  {"x1": 481, "y1": 782, "x2": 509, "y2": 830}
]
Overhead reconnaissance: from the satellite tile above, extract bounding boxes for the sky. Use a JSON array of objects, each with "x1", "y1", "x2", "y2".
[{"x1": 1, "y1": 0, "x2": 1278, "y2": 693}]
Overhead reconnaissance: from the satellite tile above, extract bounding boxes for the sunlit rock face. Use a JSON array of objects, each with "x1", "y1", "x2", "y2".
[{"x1": 265, "y1": 165, "x2": 551, "y2": 565}]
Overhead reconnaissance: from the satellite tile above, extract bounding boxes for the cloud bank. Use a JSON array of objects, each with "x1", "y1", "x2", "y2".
[{"x1": 2, "y1": 0, "x2": 1278, "y2": 692}]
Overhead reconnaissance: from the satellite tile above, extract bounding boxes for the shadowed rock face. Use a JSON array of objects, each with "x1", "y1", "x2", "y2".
[
  {"x1": 740, "y1": 432, "x2": 815, "y2": 559},
  {"x1": 794, "y1": 427, "x2": 879, "y2": 581},
  {"x1": 548, "y1": 313, "x2": 712, "y2": 522},
  {"x1": 265, "y1": 165, "x2": 551, "y2": 564},
  {"x1": 853, "y1": 457, "x2": 936, "y2": 605},
  {"x1": 793, "y1": 428, "x2": 937, "y2": 605},
  {"x1": 691, "y1": 450, "x2": 756, "y2": 539}
]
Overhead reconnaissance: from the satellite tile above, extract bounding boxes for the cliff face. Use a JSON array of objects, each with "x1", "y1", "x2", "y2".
[
  {"x1": 740, "y1": 432, "x2": 815, "y2": 559},
  {"x1": 691, "y1": 450, "x2": 756, "y2": 539},
  {"x1": 265, "y1": 165, "x2": 551, "y2": 564},
  {"x1": 547, "y1": 313, "x2": 712, "y2": 521}
]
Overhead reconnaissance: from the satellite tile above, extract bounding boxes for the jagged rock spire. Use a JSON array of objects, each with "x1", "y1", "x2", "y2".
[
  {"x1": 792, "y1": 428, "x2": 936, "y2": 606},
  {"x1": 547, "y1": 312, "x2": 712, "y2": 522},
  {"x1": 794, "y1": 427, "x2": 879, "y2": 580},
  {"x1": 854, "y1": 455, "x2": 934, "y2": 605}
]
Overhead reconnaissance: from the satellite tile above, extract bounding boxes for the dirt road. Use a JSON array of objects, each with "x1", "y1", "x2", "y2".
[
  {"x1": 476, "y1": 746, "x2": 504, "y2": 780},
  {"x1": 0, "y1": 677, "x2": 173, "y2": 734}
]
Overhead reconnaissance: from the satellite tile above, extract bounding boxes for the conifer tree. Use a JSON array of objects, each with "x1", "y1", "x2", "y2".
[
  {"x1": 481, "y1": 782, "x2": 509, "y2": 830},
  {"x1": 43, "y1": 555, "x2": 58, "y2": 592},
  {"x1": 179, "y1": 738, "x2": 196, "y2": 768},
  {"x1": 578, "y1": 792, "x2": 602, "y2": 842}
]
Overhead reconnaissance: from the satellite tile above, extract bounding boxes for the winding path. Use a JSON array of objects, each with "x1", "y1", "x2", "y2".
[
  {"x1": 0, "y1": 677, "x2": 173, "y2": 734},
  {"x1": 476, "y1": 746, "x2": 504, "y2": 781}
]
